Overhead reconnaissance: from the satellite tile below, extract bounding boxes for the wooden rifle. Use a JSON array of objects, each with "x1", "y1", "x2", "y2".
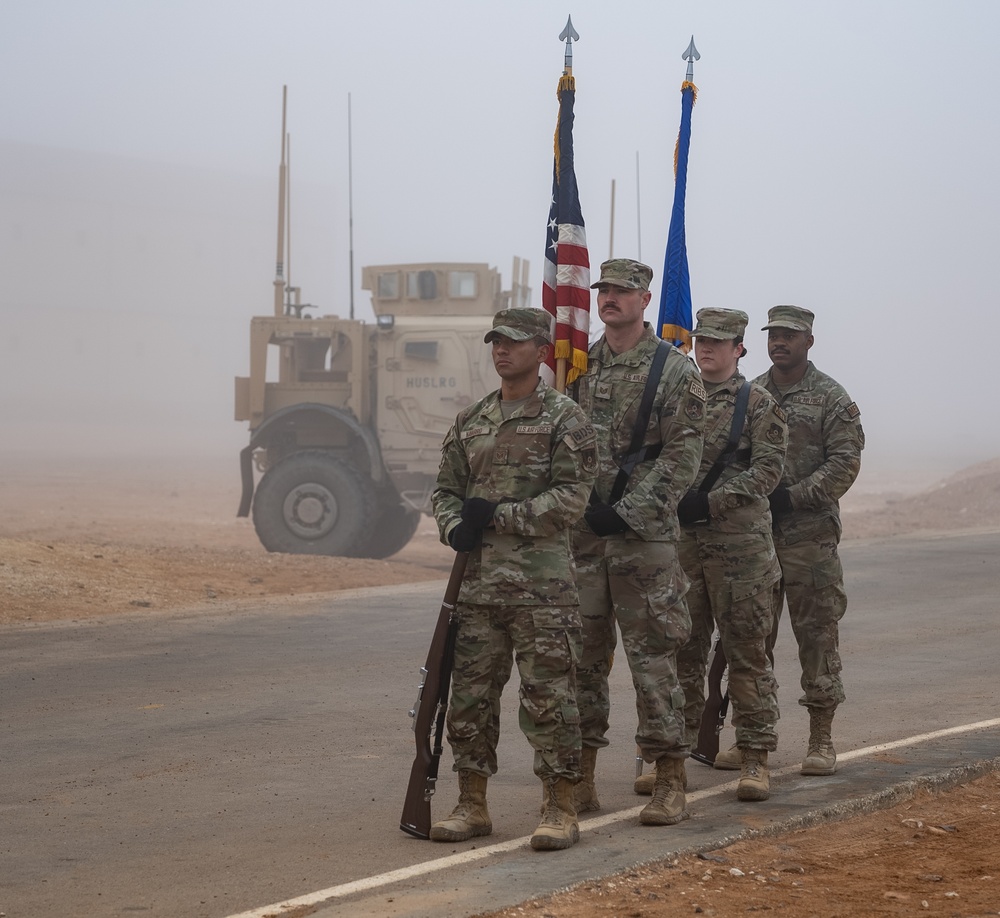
[
  {"x1": 690, "y1": 635, "x2": 729, "y2": 765},
  {"x1": 399, "y1": 552, "x2": 468, "y2": 838}
]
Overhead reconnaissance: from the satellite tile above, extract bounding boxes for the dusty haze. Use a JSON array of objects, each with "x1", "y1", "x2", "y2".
[{"x1": 2, "y1": 1, "x2": 1000, "y2": 480}]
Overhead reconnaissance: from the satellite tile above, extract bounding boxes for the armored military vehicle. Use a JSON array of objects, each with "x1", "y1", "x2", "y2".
[
  {"x1": 235, "y1": 258, "x2": 531, "y2": 558},
  {"x1": 234, "y1": 87, "x2": 531, "y2": 558}
]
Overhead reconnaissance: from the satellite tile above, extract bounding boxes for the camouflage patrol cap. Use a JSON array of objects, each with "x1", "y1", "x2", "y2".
[
  {"x1": 590, "y1": 258, "x2": 653, "y2": 291},
  {"x1": 761, "y1": 305, "x2": 815, "y2": 332},
  {"x1": 484, "y1": 307, "x2": 553, "y2": 344},
  {"x1": 692, "y1": 308, "x2": 749, "y2": 340}
]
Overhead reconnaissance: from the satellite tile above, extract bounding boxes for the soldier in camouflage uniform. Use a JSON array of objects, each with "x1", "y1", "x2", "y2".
[
  {"x1": 751, "y1": 305, "x2": 864, "y2": 777},
  {"x1": 635, "y1": 308, "x2": 787, "y2": 801},
  {"x1": 430, "y1": 307, "x2": 598, "y2": 851},
  {"x1": 569, "y1": 258, "x2": 706, "y2": 827}
]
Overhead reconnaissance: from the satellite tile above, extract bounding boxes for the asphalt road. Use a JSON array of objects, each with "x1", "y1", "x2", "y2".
[{"x1": 2, "y1": 530, "x2": 999, "y2": 918}]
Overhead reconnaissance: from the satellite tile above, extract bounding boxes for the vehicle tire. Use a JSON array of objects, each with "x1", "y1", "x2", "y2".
[
  {"x1": 359, "y1": 501, "x2": 421, "y2": 559},
  {"x1": 252, "y1": 450, "x2": 374, "y2": 556}
]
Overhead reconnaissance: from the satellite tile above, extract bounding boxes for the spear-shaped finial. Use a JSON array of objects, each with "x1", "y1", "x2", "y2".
[
  {"x1": 683, "y1": 35, "x2": 700, "y2": 82},
  {"x1": 560, "y1": 15, "x2": 579, "y2": 75}
]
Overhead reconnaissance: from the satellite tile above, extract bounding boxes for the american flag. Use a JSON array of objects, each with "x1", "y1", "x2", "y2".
[{"x1": 542, "y1": 73, "x2": 590, "y2": 388}]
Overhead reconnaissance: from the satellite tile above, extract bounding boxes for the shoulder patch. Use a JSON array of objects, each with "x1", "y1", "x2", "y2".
[
  {"x1": 835, "y1": 398, "x2": 862, "y2": 423},
  {"x1": 564, "y1": 422, "x2": 597, "y2": 450},
  {"x1": 689, "y1": 378, "x2": 707, "y2": 400},
  {"x1": 772, "y1": 404, "x2": 787, "y2": 423},
  {"x1": 766, "y1": 423, "x2": 785, "y2": 446},
  {"x1": 685, "y1": 397, "x2": 704, "y2": 422}
]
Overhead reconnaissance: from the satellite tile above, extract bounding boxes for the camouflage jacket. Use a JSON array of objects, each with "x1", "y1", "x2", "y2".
[
  {"x1": 753, "y1": 361, "x2": 865, "y2": 539},
  {"x1": 433, "y1": 379, "x2": 598, "y2": 605},
  {"x1": 570, "y1": 324, "x2": 706, "y2": 541},
  {"x1": 692, "y1": 372, "x2": 787, "y2": 535}
]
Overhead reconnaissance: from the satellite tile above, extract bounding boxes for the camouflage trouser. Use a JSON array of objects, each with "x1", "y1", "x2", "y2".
[
  {"x1": 768, "y1": 519, "x2": 848, "y2": 712},
  {"x1": 676, "y1": 530, "x2": 781, "y2": 751},
  {"x1": 573, "y1": 530, "x2": 691, "y2": 762},
  {"x1": 445, "y1": 601, "x2": 582, "y2": 781}
]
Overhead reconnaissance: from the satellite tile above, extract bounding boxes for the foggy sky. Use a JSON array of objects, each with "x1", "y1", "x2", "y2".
[{"x1": 2, "y1": 0, "x2": 1000, "y2": 483}]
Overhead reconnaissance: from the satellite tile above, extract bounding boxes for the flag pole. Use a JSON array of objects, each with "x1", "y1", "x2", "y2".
[
  {"x1": 655, "y1": 37, "x2": 700, "y2": 353},
  {"x1": 555, "y1": 18, "x2": 578, "y2": 394},
  {"x1": 542, "y1": 15, "x2": 591, "y2": 395},
  {"x1": 684, "y1": 36, "x2": 700, "y2": 81}
]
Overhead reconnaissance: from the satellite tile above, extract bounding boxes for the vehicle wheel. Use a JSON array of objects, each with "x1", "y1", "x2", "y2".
[
  {"x1": 252, "y1": 450, "x2": 374, "y2": 556},
  {"x1": 359, "y1": 500, "x2": 421, "y2": 559}
]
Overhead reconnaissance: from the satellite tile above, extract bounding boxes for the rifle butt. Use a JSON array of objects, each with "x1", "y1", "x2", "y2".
[
  {"x1": 691, "y1": 637, "x2": 728, "y2": 766},
  {"x1": 690, "y1": 723, "x2": 720, "y2": 766},
  {"x1": 399, "y1": 752, "x2": 435, "y2": 838}
]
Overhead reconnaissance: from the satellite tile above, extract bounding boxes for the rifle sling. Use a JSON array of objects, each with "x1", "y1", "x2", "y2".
[
  {"x1": 697, "y1": 380, "x2": 752, "y2": 493},
  {"x1": 605, "y1": 340, "x2": 672, "y2": 505}
]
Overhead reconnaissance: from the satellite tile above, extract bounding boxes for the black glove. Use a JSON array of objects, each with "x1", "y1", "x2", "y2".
[
  {"x1": 768, "y1": 485, "x2": 794, "y2": 517},
  {"x1": 447, "y1": 521, "x2": 480, "y2": 552},
  {"x1": 677, "y1": 490, "x2": 710, "y2": 526},
  {"x1": 585, "y1": 502, "x2": 629, "y2": 537},
  {"x1": 461, "y1": 497, "x2": 498, "y2": 529}
]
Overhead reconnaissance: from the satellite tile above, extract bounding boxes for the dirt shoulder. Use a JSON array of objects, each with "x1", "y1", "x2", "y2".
[
  {"x1": 0, "y1": 453, "x2": 454, "y2": 625},
  {"x1": 477, "y1": 771, "x2": 1000, "y2": 918},
  {"x1": 2, "y1": 454, "x2": 1000, "y2": 625}
]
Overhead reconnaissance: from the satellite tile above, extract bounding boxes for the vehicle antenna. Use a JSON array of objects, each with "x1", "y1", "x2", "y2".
[
  {"x1": 348, "y1": 92, "x2": 356, "y2": 320},
  {"x1": 274, "y1": 85, "x2": 288, "y2": 318},
  {"x1": 286, "y1": 131, "x2": 295, "y2": 314}
]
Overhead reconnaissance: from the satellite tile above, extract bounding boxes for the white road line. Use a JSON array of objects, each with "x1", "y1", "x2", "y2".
[{"x1": 223, "y1": 718, "x2": 1000, "y2": 918}]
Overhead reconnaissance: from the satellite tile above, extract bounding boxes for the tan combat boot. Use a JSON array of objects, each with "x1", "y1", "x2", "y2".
[
  {"x1": 573, "y1": 747, "x2": 601, "y2": 812},
  {"x1": 713, "y1": 743, "x2": 741, "y2": 770},
  {"x1": 737, "y1": 748, "x2": 770, "y2": 801},
  {"x1": 634, "y1": 757, "x2": 688, "y2": 795},
  {"x1": 531, "y1": 776, "x2": 580, "y2": 850},
  {"x1": 802, "y1": 708, "x2": 837, "y2": 775},
  {"x1": 633, "y1": 768, "x2": 654, "y2": 795},
  {"x1": 429, "y1": 770, "x2": 492, "y2": 842},
  {"x1": 639, "y1": 757, "x2": 689, "y2": 825}
]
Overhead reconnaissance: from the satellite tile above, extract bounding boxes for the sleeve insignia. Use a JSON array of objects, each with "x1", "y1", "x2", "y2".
[
  {"x1": 689, "y1": 379, "x2": 707, "y2": 400},
  {"x1": 565, "y1": 423, "x2": 597, "y2": 450},
  {"x1": 835, "y1": 399, "x2": 862, "y2": 422},
  {"x1": 766, "y1": 423, "x2": 785, "y2": 445}
]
